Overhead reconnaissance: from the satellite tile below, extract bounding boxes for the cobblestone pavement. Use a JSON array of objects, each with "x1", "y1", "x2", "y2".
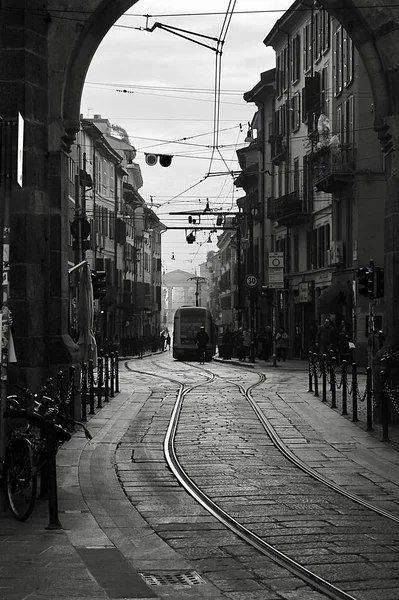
[{"x1": 1, "y1": 353, "x2": 399, "y2": 600}]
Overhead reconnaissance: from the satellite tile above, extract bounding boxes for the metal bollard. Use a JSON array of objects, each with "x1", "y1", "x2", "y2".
[
  {"x1": 313, "y1": 353, "x2": 319, "y2": 397},
  {"x1": 322, "y1": 354, "x2": 327, "y2": 402},
  {"x1": 88, "y1": 359, "x2": 95, "y2": 415},
  {"x1": 351, "y1": 363, "x2": 358, "y2": 422},
  {"x1": 110, "y1": 352, "x2": 115, "y2": 398},
  {"x1": 45, "y1": 420, "x2": 62, "y2": 530},
  {"x1": 115, "y1": 351, "x2": 120, "y2": 393},
  {"x1": 69, "y1": 366, "x2": 76, "y2": 424},
  {"x1": 380, "y1": 370, "x2": 390, "y2": 442},
  {"x1": 341, "y1": 360, "x2": 348, "y2": 415},
  {"x1": 366, "y1": 367, "x2": 373, "y2": 431},
  {"x1": 330, "y1": 357, "x2": 336, "y2": 409},
  {"x1": 97, "y1": 356, "x2": 103, "y2": 409},
  {"x1": 81, "y1": 363, "x2": 88, "y2": 422},
  {"x1": 104, "y1": 354, "x2": 110, "y2": 403},
  {"x1": 308, "y1": 351, "x2": 313, "y2": 393}
]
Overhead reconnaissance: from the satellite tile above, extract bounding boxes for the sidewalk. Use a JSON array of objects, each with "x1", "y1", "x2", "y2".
[{"x1": 1, "y1": 356, "x2": 399, "y2": 600}]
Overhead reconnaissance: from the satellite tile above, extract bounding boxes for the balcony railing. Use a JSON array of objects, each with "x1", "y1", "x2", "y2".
[
  {"x1": 312, "y1": 144, "x2": 354, "y2": 193},
  {"x1": 269, "y1": 190, "x2": 310, "y2": 227}
]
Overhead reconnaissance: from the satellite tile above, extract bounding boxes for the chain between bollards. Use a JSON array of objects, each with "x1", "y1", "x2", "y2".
[
  {"x1": 330, "y1": 357, "x2": 336, "y2": 409},
  {"x1": 104, "y1": 354, "x2": 109, "y2": 403},
  {"x1": 110, "y1": 353, "x2": 115, "y2": 398},
  {"x1": 115, "y1": 351, "x2": 120, "y2": 393},
  {"x1": 322, "y1": 354, "x2": 327, "y2": 402},
  {"x1": 341, "y1": 360, "x2": 348, "y2": 415},
  {"x1": 97, "y1": 355, "x2": 103, "y2": 409},
  {"x1": 308, "y1": 351, "x2": 313, "y2": 392},
  {"x1": 380, "y1": 370, "x2": 390, "y2": 442},
  {"x1": 313, "y1": 353, "x2": 319, "y2": 397},
  {"x1": 351, "y1": 363, "x2": 358, "y2": 422},
  {"x1": 88, "y1": 359, "x2": 95, "y2": 415},
  {"x1": 366, "y1": 367, "x2": 373, "y2": 431}
]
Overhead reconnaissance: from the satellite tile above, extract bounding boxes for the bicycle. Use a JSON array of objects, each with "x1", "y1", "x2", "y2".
[{"x1": 2, "y1": 384, "x2": 91, "y2": 521}]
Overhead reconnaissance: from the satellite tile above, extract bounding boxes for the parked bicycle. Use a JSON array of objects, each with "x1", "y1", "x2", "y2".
[{"x1": 2, "y1": 383, "x2": 91, "y2": 521}]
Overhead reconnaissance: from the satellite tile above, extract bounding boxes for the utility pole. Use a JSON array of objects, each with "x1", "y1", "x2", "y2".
[{"x1": 188, "y1": 276, "x2": 207, "y2": 307}]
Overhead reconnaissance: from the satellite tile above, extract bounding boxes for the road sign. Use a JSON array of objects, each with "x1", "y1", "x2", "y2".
[
  {"x1": 245, "y1": 274, "x2": 259, "y2": 288},
  {"x1": 269, "y1": 252, "x2": 284, "y2": 268},
  {"x1": 268, "y1": 268, "x2": 284, "y2": 288}
]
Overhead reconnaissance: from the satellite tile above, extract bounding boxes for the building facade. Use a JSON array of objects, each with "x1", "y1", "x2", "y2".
[
  {"x1": 68, "y1": 117, "x2": 164, "y2": 350},
  {"x1": 231, "y1": 0, "x2": 386, "y2": 362}
]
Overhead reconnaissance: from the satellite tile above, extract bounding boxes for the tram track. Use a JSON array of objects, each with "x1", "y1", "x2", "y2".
[{"x1": 123, "y1": 358, "x2": 399, "y2": 600}]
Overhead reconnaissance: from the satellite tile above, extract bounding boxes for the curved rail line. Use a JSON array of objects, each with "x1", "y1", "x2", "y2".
[
  {"x1": 123, "y1": 359, "x2": 397, "y2": 600},
  {"x1": 182, "y1": 361, "x2": 399, "y2": 524}
]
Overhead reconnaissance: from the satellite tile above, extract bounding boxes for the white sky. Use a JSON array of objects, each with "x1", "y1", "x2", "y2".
[{"x1": 81, "y1": 0, "x2": 293, "y2": 275}]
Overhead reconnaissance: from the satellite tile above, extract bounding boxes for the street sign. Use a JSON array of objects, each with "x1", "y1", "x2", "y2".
[
  {"x1": 268, "y1": 252, "x2": 284, "y2": 268},
  {"x1": 245, "y1": 274, "x2": 259, "y2": 288},
  {"x1": 268, "y1": 268, "x2": 284, "y2": 288}
]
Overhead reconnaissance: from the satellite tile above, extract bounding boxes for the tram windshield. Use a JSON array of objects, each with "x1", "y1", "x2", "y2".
[{"x1": 180, "y1": 309, "x2": 205, "y2": 344}]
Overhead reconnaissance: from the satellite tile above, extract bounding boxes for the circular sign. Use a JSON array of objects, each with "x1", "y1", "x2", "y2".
[
  {"x1": 245, "y1": 274, "x2": 258, "y2": 288},
  {"x1": 70, "y1": 217, "x2": 91, "y2": 240}
]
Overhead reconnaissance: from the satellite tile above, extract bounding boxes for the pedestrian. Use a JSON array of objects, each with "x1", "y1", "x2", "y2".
[
  {"x1": 275, "y1": 326, "x2": 289, "y2": 362},
  {"x1": 160, "y1": 330, "x2": 166, "y2": 351},
  {"x1": 316, "y1": 318, "x2": 337, "y2": 361},
  {"x1": 222, "y1": 326, "x2": 233, "y2": 359},
  {"x1": 195, "y1": 325, "x2": 209, "y2": 364},
  {"x1": 138, "y1": 336, "x2": 145, "y2": 359},
  {"x1": 242, "y1": 329, "x2": 251, "y2": 361},
  {"x1": 262, "y1": 326, "x2": 273, "y2": 361},
  {"x1": 166, "y1": 332, "x2": 171, "y2": 350}
]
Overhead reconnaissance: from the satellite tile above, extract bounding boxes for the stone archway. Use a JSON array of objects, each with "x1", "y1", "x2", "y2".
[{"x1": 2, "y1": 0, "x2": 399, "y2": 388}]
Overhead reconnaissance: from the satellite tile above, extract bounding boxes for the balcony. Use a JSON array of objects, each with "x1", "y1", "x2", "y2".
[
  {"x1": 270, "y1": 134, "x2": 287, "y2": 166},
  {"x1": 269, "y1": 191, "x2": 310, "y2": 227},
  {"x1": 312, "y1": 144, "x2": 354, "y2": 193}
]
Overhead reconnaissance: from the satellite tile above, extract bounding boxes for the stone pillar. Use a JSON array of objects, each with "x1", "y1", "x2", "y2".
[{"x1": 0, "y1": 3, "x2": 78, "y2": 388}]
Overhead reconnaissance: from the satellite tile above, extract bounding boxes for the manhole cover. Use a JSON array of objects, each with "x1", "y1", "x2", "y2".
[{"x1": 140, "y1": 571, "x2": 206, "y2": 587}]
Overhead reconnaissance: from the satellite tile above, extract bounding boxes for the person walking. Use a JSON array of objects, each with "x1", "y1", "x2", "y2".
[
  {"x1": 275, "y1": 326, "x2": 289, "y2": 362},
  {"x1": 195, "y1": 325, "x2": 209, "y2": 364},
  {"x1": 316, "y1": 318, "x2": 337, "y2": 361},
  {"x1": 243, "y1": 329, "x2": 251, "y2": 361},
  {"x1": 262, "y1": 326, "x2": 273, "y2": 361},
  {"x1": 166, "y1": 332, "x2": 171, "y2": 350}
]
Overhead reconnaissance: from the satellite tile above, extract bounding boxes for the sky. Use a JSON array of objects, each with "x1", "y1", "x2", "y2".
[{"x1": 81, "y1": 0, "x2": 293, "y2": 275}]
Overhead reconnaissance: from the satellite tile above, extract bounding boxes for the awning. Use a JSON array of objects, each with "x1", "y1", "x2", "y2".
[{"x1": 316, "y1": 282, "x2": 347, "y2": 314}]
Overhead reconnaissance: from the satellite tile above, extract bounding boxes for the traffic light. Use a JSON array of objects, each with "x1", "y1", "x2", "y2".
[
  {"x1": 186, "y1": 232, "x2": 195, "y2": 244},
  {"x1": 356, "y1": 267, "x2": 374, "y2": 298},
  {"x1": 144, "y1": 153, "x2": 173, "y2": 167},
  {"x1": 91, "y1": 270, "x2": 107, "y2": 299},
  {"x1": 375, "y1": 266, "x2": 385, "y2": 298}
]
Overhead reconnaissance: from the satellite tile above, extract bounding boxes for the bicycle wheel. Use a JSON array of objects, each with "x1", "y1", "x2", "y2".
[{"x1": 5, "y1": 437, "x2": 37, "y2": 521}]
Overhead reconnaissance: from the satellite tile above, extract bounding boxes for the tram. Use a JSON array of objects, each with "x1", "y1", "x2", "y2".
[{"x1": 172, "y1": 306, "x2": 217, "y2": 361}]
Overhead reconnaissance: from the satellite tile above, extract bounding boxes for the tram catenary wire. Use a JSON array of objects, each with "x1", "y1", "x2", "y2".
[{"x1": 125, "y1": 361, "x2": 372, "y2": 600}]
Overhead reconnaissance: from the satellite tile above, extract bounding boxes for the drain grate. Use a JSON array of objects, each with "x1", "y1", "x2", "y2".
[{"x1": 140, "y1": 571, "x2": 206, "y2": 587}]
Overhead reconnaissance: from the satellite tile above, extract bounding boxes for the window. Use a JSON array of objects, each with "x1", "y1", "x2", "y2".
[
  {"x1": 334, "y1": 25, "x2": 343, "y2": 96},
  {"x1": 320, "y1": 65, "x2": 329, "y2": 116},
  {"x1": 291, "y1": 92, "x2": 301, "y2": 131},
  {"x1": 293, "y1": 158, "x2": 300, "y2": 192},
  {"x1": 303, "y1": 22, "x2": 312, "y2": 72},
  {"x1": 291, "y1": 34, "x2": 301, "y2": 83},
  {"x1": 95, "y1": 156, "x2": 103, "y2": 194},
  {"x1": 344, "y1": 95, "x2": 354, "y2": 146},
  {"x1": 293, "y1": 234, "x2": 299, "y2": 272},
  {"x1": 313, "y1": 11, "x2": 321, "y2": 61},
  {"x1": 321, "y1": 11, "x2": 330, "y2": 52},
  {"x1": 343, "y1": 29, "x2": 354, "y2": 87}
]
